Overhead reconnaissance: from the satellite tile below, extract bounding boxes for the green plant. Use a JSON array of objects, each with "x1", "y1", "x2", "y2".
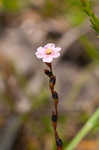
[{"x1": 81, "y1": 0, "x2": 99, "y2": 33}]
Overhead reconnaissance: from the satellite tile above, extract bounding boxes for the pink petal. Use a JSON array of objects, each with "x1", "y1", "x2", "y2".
[
  {"x1": 37, "y1": 47, "x2": 45, "y2": 53},
  {"x1": 53, "y1": 52, "x2": 60, "y2": 58},
  {"x1": 42, "y1": 56, "x2": 53, "y2": 63},
  {"x1": 44, "y1": 43, "x2": 55, "y2": 49},
  {"x1": 35, "y1": 51, "x2": 43, "y2": 58},
  {"x1": 54, "y1": 47, "x2": 61, "y2": 52}
]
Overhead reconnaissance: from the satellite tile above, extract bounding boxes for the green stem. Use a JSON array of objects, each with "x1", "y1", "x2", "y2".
[{"x1": 64, "y1": 108, "x2": 99, "y2": 150}]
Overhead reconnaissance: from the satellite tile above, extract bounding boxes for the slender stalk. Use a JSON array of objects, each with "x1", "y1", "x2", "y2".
[
  {"x1": 44, "y1": 63, "x2": 63, "y2": 150},
  {"x1": 64, "y1": 108, "x2": 99, "y2": 150},
  {"x1": 81, "y1": 0, "x2": 99, "y2": 33}
]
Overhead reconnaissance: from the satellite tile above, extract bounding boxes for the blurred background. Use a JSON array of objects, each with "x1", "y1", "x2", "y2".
[{"x1": 0, "y1": 0, "x2": 99, "y2": 150}]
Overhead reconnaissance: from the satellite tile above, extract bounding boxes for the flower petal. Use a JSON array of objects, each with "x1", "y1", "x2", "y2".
[
  {"x1": 53, "y1": 52, "x2": 60, "y2": 58},
  {"x1": 44, "y1": 43, "x2": 55, "y2": 49},
  {"x1": 54, "y1": 47, "x2": 61, "y2": 52},
  {"x1": 42, "y1": 56, "x2": 53, "y2": 63},
  {"x1": 37, "y1": 47, "x2": 45, "y2": 53},
  {"x1": 35, "y1": 51, "x2": 43, "y2": 58}
]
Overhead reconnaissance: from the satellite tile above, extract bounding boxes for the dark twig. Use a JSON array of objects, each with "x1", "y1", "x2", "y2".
[{"x1": 44, "y1": 63, "x2": 63, "y2": 150}]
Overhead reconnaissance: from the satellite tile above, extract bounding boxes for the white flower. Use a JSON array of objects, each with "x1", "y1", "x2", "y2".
[{"x1": 35, "y1": 43, "x2": 61, "y2": 63}]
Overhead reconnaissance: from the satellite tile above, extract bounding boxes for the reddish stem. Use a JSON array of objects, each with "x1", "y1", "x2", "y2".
[{"x1": 44, "y1": 63, "x2": 63, "y2": 150}]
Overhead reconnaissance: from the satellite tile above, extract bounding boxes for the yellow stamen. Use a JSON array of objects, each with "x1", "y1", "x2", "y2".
[{"x1": 46, "y1": 49, "x2": 52, "y2": 55}]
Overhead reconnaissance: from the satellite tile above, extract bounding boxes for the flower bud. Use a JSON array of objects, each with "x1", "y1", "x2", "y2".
[
  {"x1": 52, "y1": 91, "x2": 58, "y2": 100},
  {"x1": 50, "y1": 76, "x2": 56, "y2": 86},
  {"x1": 44, "y1": 69, "x2": 53, "y2": 77},
  {"x1": 52, "y1": 114, "x2": 57, "y2": 122},
  {"x1": 56, "y1": 138, "x2": 63, "y2": 147}
]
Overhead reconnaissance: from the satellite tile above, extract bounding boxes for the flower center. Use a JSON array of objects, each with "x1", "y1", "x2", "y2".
[{"x1": 45, "y1": 49, "x2": 52, "y2": 55}]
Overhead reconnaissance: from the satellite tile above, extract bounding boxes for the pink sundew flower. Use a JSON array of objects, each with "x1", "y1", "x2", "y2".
[{"x1": 35, "y1": 43, "x2": 61, "y2": 63}]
